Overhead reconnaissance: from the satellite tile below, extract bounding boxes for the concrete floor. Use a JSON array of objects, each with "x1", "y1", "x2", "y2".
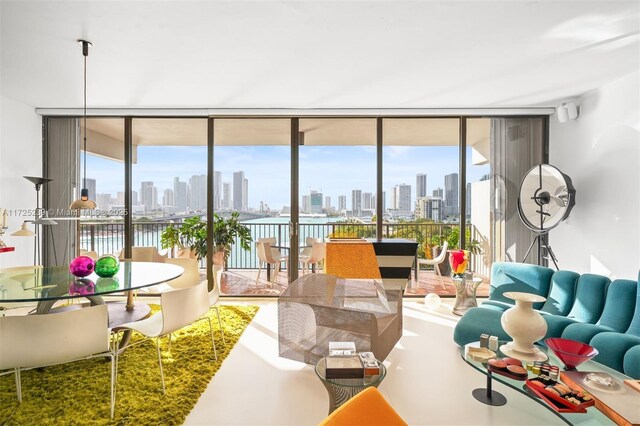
[{"x1": 184, "y1": 299, "x2": 583, "y2": 426}]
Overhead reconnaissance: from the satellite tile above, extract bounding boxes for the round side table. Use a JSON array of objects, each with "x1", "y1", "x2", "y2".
[
  {"x1": 452, "y1": 277, "x2": 483, "y2": 316},
  {"x1": 315, "y1": 357, "x2": 386, "y2": 414}
]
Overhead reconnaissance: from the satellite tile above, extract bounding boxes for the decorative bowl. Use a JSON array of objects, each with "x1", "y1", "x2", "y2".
[{"x1": 546, "y1": 338, "x2": 599, "y2": 370}]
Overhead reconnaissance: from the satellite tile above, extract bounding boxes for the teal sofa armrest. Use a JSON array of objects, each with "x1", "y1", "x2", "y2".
[
  {"x1": 623, "y1": 345, "x2": 640, "y2": 379},
  {"x1": 589, "y1": 332, "x2": 640, "y2": 372}
]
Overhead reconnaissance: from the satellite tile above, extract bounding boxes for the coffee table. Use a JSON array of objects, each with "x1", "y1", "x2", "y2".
[
  {"x1": 461, "y1": 341, "x2": 621, "y2": 425},
  {"x1": 315, "y1": 356, "x2": 386, "y2": 414}
]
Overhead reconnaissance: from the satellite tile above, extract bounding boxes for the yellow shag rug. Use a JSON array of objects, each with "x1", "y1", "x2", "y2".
[{"x1": 0, "y1": 304, "x2": 259, "y2": 425}]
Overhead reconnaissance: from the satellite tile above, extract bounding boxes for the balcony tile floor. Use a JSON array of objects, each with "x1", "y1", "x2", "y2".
[{"x1": 218, "y1": 269, "x2": 490, "y2": 298}]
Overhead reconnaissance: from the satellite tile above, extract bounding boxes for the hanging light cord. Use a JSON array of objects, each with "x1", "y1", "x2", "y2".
[{"x1": 83, "y1": 41, "x2": 87, "y2": 190}]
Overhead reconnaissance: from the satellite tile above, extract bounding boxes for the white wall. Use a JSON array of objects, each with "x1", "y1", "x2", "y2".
[
  {"x1": 550, "y1": 71, "x2": 640, "y2": 280},
  {"x1": 0, "y1": 95, "x2": 42, "y2": 268}
]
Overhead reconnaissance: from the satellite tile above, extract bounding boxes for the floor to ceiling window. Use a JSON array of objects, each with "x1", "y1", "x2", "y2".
[
  {"x1": 213, "y1": 118, "x2": 291, "y2": 295},
  {"x1": 130, "y1": 118, "x2": 208, "y2": 261},
  {"x1": 43, "y1": 113, "x2": 548, "y2": 297},
  {"x1": 382, "y1": 118, "x2": 463, "y2": 296},
  {"x1": 78, "y1": 118, "x2": 126, "y2": 258}
]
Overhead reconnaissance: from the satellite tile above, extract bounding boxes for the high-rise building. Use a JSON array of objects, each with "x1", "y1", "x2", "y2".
[
  {"x1": 214, "y1": 171, "x2": 222, "y2": 210},
  {"x1": 433, "y1": 187, "x2": 443, "y2": 199},
  {"x1": 85, "y1": 178, "x2": 96, "y2": 202},
  {"x1": 222, "y1": 182, "x2": 231, "y2": 209},
  {"x1": 189, "y1": 174, "x2": 207, "y2": 211},
  {"x1": 310, "y1": 191, "x2": 323, "y2": 214},
  {"x1": 96, "y1": 193, "x2": 112, "y2": 210},
  {"x1": 116, "y1": 191, "x2": 125, "y2": 205},
  {"x1": 131, "y1": 190, "x2": 138, "y2": 206},
  {"x1": 163, "y1": 189, "x2": 174, "y2": 207},
  {"x1": 362, "y1": 192, "x2": 373, "y2": 210},
  {"x1": 415, "y1": 196, "x2": 444, "y2": 222},
  {"x1": 444, "y1": 173, "x2": 459, "y2": 216},
  {"x1": 233, "y1": 171, "x2": 247, "y2": 211},
  {"x1": 382, "y1": 191, "x2": 386, "y2": 212},
  {"x1": 140, "y1": 181, "x2": 157, "y2": 212},
  {"x1": 416, "y1": 173, "x2": 427, "y2": 199},
  {"x1": 173, "y1": 177, "x2": 187, "y2": 212},
  {"x1": 324, "y1": 196, "x2": 331, "y2": 209},
  {"x1": 393, "y1": 184, "x2": 412, "y2": 214},
  {"x1": 243, "y1": 178, "x2": 248, "y2": 211},
  {"x1": 338, "y1": 195, "x2": 347, "y2": 211},
  {"x1": 301, "y1": 195, "x2": 311, "y2": 213},
  {"x1": 351, "y1": 189, "x2": 362, "y2": 216}
]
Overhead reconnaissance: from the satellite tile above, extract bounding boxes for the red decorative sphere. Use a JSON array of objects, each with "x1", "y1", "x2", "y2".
[{"x1": 69, "y1": 255, "x2": 95, "y2": 277}]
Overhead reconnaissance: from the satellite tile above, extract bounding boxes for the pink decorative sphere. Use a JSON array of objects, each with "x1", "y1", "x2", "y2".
[
  {"x1": 69, "y1": 278, "x2": 95, "y2": 295},
  {"x1": 69, "y1": 255, "x2": 95, "y2": 277}
]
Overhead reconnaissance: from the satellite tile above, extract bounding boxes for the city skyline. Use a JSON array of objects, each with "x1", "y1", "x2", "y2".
[{"x1": 86, "y1": 144, "x2": 488, "y2": 212}]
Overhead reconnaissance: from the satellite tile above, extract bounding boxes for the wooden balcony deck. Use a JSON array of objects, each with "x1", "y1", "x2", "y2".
[{"x1": 218, "y1": 268, "x2": 490, "y2": 297}]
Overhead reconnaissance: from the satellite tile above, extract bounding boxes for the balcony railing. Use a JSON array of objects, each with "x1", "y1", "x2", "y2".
[{"x1": 79, "y1": 220, "x2": 490, "y2": 277}]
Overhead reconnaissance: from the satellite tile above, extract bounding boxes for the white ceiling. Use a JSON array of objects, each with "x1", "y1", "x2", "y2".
[{"x1": 1, "y1": 0, "x2": 638, "y2": 109}]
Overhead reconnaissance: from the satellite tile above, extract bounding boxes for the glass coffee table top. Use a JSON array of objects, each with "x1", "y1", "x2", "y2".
[
  {"x1": 461, "y1": 341, "x2": 624, "y2": 425},
  {"x1": 315, "y1": 356, "x2": 386, "y2": 388}
]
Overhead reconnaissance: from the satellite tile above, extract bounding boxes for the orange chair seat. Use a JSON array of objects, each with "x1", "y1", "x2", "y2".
[{"x1": 318, "y1": 387, "x2": 407, "y2": 426}]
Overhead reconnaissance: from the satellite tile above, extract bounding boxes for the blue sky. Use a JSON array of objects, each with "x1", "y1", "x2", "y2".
[{"x1": 87, "y1": 145, "x2": 488, "y2": 210}]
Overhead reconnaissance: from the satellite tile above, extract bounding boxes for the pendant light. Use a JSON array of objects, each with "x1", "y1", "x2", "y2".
[{"x1": 70, "y1": 39, "x2": 97, "y2": 210}]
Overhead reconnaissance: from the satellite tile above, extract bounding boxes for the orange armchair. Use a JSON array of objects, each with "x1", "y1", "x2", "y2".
[{"x1": 318, "y1": 387, "x2": 407, "y2": 426}]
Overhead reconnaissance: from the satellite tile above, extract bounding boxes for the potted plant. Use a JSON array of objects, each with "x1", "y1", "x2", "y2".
[
  {"x1": 160, "y1": 213, "x2": 252, "y2": 268},
  {"x1": 211, "y1": 212, "x2": 252, "y2": 268}
]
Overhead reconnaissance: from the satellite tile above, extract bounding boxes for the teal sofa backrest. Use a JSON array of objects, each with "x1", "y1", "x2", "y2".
[
  {"x1": 489, "y1": 262, "x2": 554, "y2": 309},
  {"x1": 540, "y1": 271, "x2": 580, "y2": 316},
  {"x1": 567, "y1": 274, "x2": 610, "y2": 323},
  {"x1": 625, "y1": 275, "x2": 640, "y2": 336},
  {"x1": 596, "y1": 279, "x2": 637, "y2": 331}
]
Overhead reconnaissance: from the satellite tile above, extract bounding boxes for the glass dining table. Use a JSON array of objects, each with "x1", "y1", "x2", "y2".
[{"x1": 0, "y1": 261, "x2": 183, "y2": 349}]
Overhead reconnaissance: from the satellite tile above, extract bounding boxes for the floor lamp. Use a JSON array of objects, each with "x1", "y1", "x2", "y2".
[{"x1": 11, "y1": 176, "x2": 57, "y2": 266}]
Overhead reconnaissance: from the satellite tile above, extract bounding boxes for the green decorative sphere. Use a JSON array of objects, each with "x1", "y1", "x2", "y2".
[
  {"x1": 96, "y1": 277, "x2": 120, "y2": 292},
  {"x1": 95, "y1": 254, "x2": 120, "y2": 278}
]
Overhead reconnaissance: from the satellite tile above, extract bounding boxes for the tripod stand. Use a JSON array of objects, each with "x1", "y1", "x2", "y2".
[{"x1": 522, "y1": 232, "x2": 559, "y2": 270}]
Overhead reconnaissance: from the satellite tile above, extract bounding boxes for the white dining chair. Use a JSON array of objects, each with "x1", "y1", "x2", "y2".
[
  {"x1": 0, "y1": 305, "x2": 116, "y2": 419},
  {"x1": 255, "y1": 241, "x2": 288, "y2": 285},
  {"x1": 299, "y1": 242, "x2": 326, "y2": 275},
  {"x1": 417, "y1": 241, "x2": 449, "y2": 289},
  {"x1": 113, "y1": 280, "x2": 216, "y2": 394},
  {"x1": 209, "y1": 265, "x2": 226, "y2": 344},
  {"x1": 137, "y1": 257, "x2": 199, "y2": 294}
]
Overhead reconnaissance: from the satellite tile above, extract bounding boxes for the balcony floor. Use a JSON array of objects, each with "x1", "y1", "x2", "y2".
[{"x1": 218, "y1": 268, "x2": 490, "y2": 298}]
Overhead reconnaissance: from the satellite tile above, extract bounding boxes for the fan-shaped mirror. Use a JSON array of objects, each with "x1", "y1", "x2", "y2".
[{"x1": 518, "y1": 164, "x2": 576, "y2": 232}]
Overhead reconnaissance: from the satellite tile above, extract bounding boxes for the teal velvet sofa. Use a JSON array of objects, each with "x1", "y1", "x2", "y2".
[{"x1": 453, "y1": 262, "x2": 640, "y2": 378}]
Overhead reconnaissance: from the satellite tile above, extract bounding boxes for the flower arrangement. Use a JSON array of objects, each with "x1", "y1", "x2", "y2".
[{"x1": 449, "y1": 249, "x2": 470, "y2": 278}]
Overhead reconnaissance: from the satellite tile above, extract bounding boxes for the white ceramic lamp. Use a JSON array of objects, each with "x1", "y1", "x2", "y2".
[{"x1": 499, "y1": 291, "x2": 548, "y2": 362}]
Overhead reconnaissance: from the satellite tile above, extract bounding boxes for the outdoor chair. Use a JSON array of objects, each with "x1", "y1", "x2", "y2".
[
  {"x1": 256, "y1": 241, "x2": 288, "y2": 285},
  {"x1": 417, "y1": 241, "x2": 448, "y2": 289},
  {"x1": 300, "y1": 242, "x2": 326, "y2": 275}
]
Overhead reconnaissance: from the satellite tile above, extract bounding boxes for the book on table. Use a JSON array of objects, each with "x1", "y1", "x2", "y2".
[{"x1": 325, "y1": 356, "x2": 364, "y2": 379}]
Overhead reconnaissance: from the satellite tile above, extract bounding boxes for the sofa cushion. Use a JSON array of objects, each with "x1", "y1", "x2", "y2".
[
  {"x1": 597, "y1": 279, "x2": 637, "y2": 330},
  {"x1": 478, "y1": 301, "x2": 511, "y2": 311},
  {"x1": 625, "y1": 277, "x2": 640, "y2": 337},
  {"x1": 453, "y1": 307, "x2": 510, "y2": 347},
  {"x1": 543, "y1": 315, "x2": 579, "y2": 339},
  {"x1": 489, "y1": 262, "x2": 553, "y2": 310},
  {"x1": 562, "y1": 323, "x2": 614, "y2": 344},
  {"x1": 566, "y1": 274, "x2": 610, "y2": 323},
  {"x1": 540, "y1": 271, "x2": 579, "y2": 316},
  {"x1": 623, "y1": 345, "x2": 640, "y2": 379},
  {"x1": 590, "y1": 332, "x2": 640, "y2": 372}
]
